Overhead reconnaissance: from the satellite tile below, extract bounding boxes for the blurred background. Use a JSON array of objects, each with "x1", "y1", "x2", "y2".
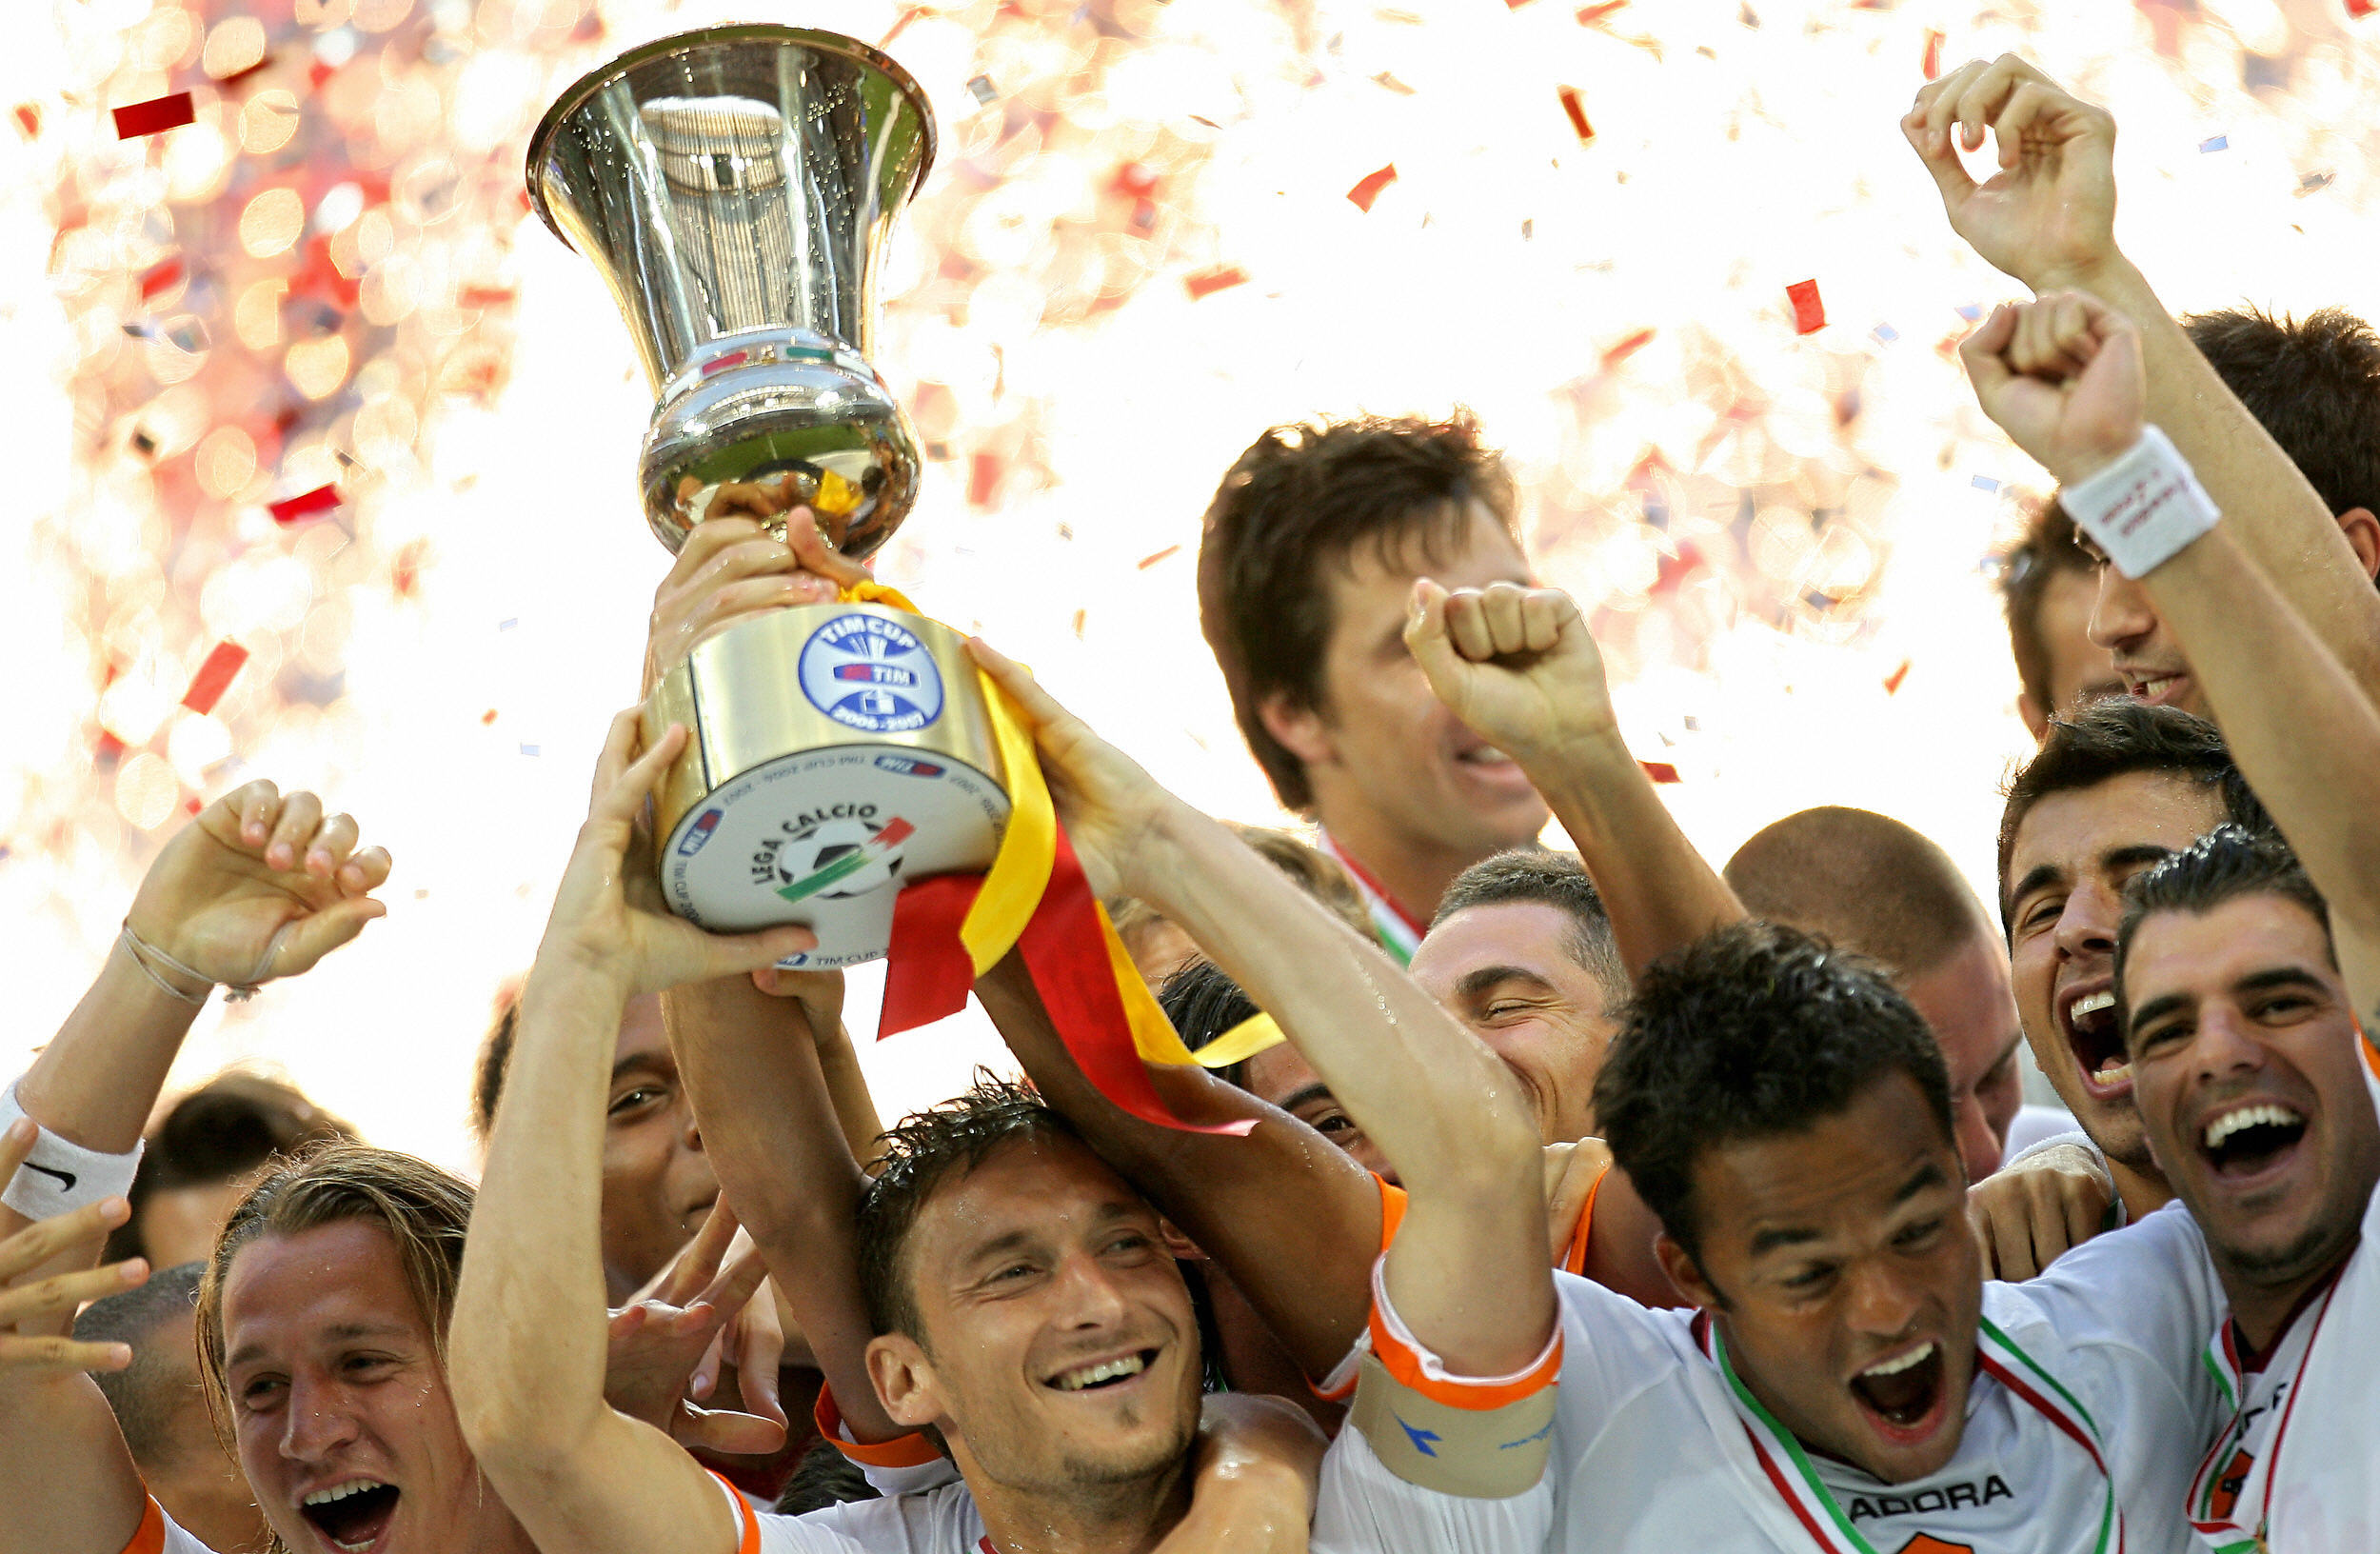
[{"x1": 3, "y1": 0, "x2": 2375, "y2": 1174}]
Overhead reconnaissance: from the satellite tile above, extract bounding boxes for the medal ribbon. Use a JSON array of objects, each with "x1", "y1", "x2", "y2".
[
  {"x1": 2186, "y1": 1269, "x2": 2344, "y2": 1552},
  {"x1": 852, "y1": 583, "x2": 1246, "y2": 1135},
  {"x1": 1701, "y1": 1315, "x2": 2120, "y2": 1554}
]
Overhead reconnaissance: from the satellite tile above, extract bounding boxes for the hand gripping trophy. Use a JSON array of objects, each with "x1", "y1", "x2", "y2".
[{"x1": 529, "y1": 26, "x2": 1009, "y2": 969}]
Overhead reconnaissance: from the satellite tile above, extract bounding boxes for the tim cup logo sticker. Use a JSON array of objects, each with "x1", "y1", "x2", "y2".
[{"x1": 799, "y1": 614, "x2": 943, "y2": 734}]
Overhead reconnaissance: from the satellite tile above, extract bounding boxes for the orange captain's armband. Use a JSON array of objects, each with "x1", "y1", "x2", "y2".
[
  {"x1": 813, "y1": 1383, "x2": 943, "y2": 1469},
  {"x1": 1349, "y1": 1257, "x2": 1561, "y2": 1499}
]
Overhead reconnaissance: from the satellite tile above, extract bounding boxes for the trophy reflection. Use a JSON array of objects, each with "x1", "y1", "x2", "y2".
[{"x1": 529, "y1": 26, "x2": 1010, "y2": 968}]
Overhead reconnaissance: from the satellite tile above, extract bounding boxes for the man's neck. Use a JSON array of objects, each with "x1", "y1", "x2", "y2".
[
  {"x1": 970, "y1": 1460, "x2": 1192, "y2": 1554},
  {"x1": 1314, "y1": 804, "x2": 1477, "y2": 934},
  {"x1": 2222, "y1": 1237, "x2": 2357, "y2": 1357},
  {"x1": 2108, "y1": 1154, "x2": 2174, "y2": 1224}
]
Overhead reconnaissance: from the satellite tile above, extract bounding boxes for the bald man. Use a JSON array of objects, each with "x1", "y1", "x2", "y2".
[{"x1": 1724, "y1": 807, "x2": 2066, "y2": 1183}]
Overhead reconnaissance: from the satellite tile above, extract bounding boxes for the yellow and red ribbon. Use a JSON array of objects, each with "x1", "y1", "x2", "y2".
[{"x1": 855, "y1": 583, "x2": 1247, "y2": 1135}]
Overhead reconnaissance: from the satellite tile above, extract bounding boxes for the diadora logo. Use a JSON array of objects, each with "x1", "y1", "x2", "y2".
[
  {"x1": 677, "y1": 808, "x2": 724, "y2": 857},
  {"x1": 1846, "y1": 1477, "x2": 2010, "y2": 1522},
  {"x1": 798, "y1": 614, "x2": 944, "y2": 734}
]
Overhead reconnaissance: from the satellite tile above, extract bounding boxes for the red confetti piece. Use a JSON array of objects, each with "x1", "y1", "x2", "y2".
[
  {"x1": 95, "y1": 731, "x2": 126, "y2": 765},
  {"x1": 138, "y1": 258, "x2": 184, "y2": 300},
  {"x1": 458, "y1": 285, "x2": 517, "y2": 308},
  {"x1": 185, "y1": 797, "x2": 203, "y2": 816},
  {"x1": 1787, "y1": 278, "x2": 1826, "y2": 334},
  {"x1": 1600, "y1": 328, "x2": 1656, "y2": 369},
  {"x1": 181, "y1": 641, "x2": 249, "y2": 715},
  {"x1": 1576, "y1": 0, "x2": 1628, "y2": 21},
  {"x1": 1883, "y1": 659, "x2": 1912, "y2": 695},
  {"x1": 1506, "y1": 0, "x2": 1536, "y2": 8},
  {"x1": 391, "y1": 538, "x2": 427, "y2": 599},
  {"x1": 880, "y1": 7, "x2": 924, "y2": 47},
  {"x1": 307, "y1": 59, "x2": 335, "y2": 90},
  {"x1": 112, "y1": 92, "x2": 194, "y2": 140},
  {"x1": 1921, "y1": 30, "x2": 1944, "y2": 79},
  {"x1": 1346, "y1": 163, "x2": 1398, "y2": 212},
  {"x1": 11, "y1": 104, "x2": 37, "y2": 139},
  {"x1": 1071, "y1": 609, "x2": 1086, "y2": 639},
  {"x1": 1137, "y1": 545, "x2": 1181, "y2": 570},
  {"x1": 968, "y1": 451, "x2": 1003, "y2": 508},
  {"x1": 1640, "y1": 760, "x2": 1681, "y2": 784},
  {"x1": 1557, "y1": 86, "x2": 1595, "y2": 144},
  {"x1": 1184, "y1": 266, "x2": 1247, "y2": 300},
  {"x1": 482, "y1": 709, "x2": 498, "y2": 725},
  {"x1": 268, "y1": 484, "x2": 341, "y2": 524},
  {"x1": 2350, "y1": 0, "x2": 2374, "y2": 15}
]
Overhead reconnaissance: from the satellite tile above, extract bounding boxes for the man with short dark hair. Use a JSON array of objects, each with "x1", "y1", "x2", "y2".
[
  {"x1": 1998, "y1": 502, "x2": 2121, "y2": 739},
  {"x1": 1726, "y1": 807, "x2": 2037, "y2": 1185},
  {"x1": 1196, "y1": 414, "x2": 1546, "y2": 960},
  {"x1": 71, "y1": 1265, "x2": 268, "y2": 1554}
]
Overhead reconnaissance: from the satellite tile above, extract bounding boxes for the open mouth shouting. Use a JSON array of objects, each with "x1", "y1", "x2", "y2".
[
  {"x1": 2199, "y1": 1101, "x2": 2309, "y2": 1186},
  {"x1": 2057, "y1": 986, "x2": 2132, "y2": 1099},
  {"x1": 298, "y1": 1478, "x2": 400, "y2": 1552},
  {"x1": 1043, "y1": 1347, "x2": 1160, "y2": 1396},
  {"x1": 1847, "y1": 1341, "x2": 1949, "y2": 1447}
]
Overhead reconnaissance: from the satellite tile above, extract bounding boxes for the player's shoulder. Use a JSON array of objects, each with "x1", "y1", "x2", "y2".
[{"x1": 757, "y1": 1479, "x2": 983, "y2": 1554}]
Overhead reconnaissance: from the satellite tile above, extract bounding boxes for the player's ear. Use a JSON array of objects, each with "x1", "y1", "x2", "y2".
[
  {"x1": 2335, "y1": 507, "x2": 2380, "y2": 586},
  {"x1": 867, "y1": 1333, "x2": 944, "y2": 1430},
  {"x1": 1655, "y1": 1233, "x2": 1722, "y2": 1314},
  {"x1": 2016, "y1": 689, "x2": 2050, "y2": 743},
  {"x1": 1258, "y1": 692, "x2": 1334, "y2": 768}
]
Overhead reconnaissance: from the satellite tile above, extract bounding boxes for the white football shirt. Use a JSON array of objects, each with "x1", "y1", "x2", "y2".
[
  {"x1": 1543, "y1": 1202, "x2": 2225, "y2": 1554},
  {"x1": 2182, "y1": 1039, "x2": 2380, "y2": 1552}
]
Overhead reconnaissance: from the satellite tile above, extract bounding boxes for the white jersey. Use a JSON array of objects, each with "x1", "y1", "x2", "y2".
[
  {"x1": 119, "y1": 1499, "x2": 211, "y2": 1554},
  {"x1": 2183, "y1": 1040, "x2": 2380, "y2": 1553},
  {"x1": 1545, "y1": 1202, "x2": 2226, "y2": 1554},
  {"x1": 731, "y1": 1425, "x2": 1548, "y2": 1554}
]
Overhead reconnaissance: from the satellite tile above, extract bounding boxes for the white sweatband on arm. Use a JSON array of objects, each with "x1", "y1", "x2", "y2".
[
  {"x1": 0, "y1": 1080, "x2": 144, "y2": 1222},
  {"x1": 2057, "y1": 425, "x2": 2221, "y2": 579}
]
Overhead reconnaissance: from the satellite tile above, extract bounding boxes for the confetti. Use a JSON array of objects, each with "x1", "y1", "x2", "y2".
[
  {"x1": 1871, "y1": 322, "x2": 1899, "y2": 344},
  {"x1": 181, "y1": 641, "x2": 249, "y2": 714},
  {"x1": 2350, "y1": 0, "x2": 2374, "y2": 17},
  {"x1": 1576, "y1": 1, "x2": 1628, "y2": 21},
  {"x1": 458, "y1": 286, "x2": 517, "y2": 308},
  {"x1": 1137, "y1": 545, "x2": 1181, "y2": 569},
  {"x1": 268, "y1": 484, "x2": 341, "y2": 523},
  {"x1": 1184, "y1": 266, "x2": 1247, "y2": 300},
  {"x1": 10, "y1": 105, "x2": 37, "y2": 139},
  {"x1": 2198, "y1": 134, "x2": 2229, "y2": 153},
  {"x1": 965, "y1": 75, "x2": 998, "y2": 106},
  {"x1": 1071, "y1": 608, "x2": 1086, "y2": 638},
  {"x1": 1883, "y1": 660, "x2": 1912, "y2": 695},
  {"x1": 481, "y1": 709, "x2": 498, "y2": 725},
  {"x1": 111, "y1": 92, "x2": 195, "y2": 140},
  {"x1": 1640, "y1": 760, "x2": 1681, "y2": 784},
  {"x1": 1954, "y1": 302, "x2": 1983, "y2": 321},
  {"x1": 1557, "y1": 85, "x2": 1595, "y2": 143},
  {"x1": 137, "y1": 259, "x2": 184, "y2": 300},
  {"x1": 1600, "y1": 328, "x2": 1656, "y2": 369},
  {"x1": 1346, "y1": 164, "x2": 1398, "y2": 212},
  {"x1": 518, "y1": 743, "x2": 541, "y2": 757},
  {"x1": 968, "y1": 451, "x2": 1003, "y2": 507},
  {"x1": 1971, "y1": 474, "x2": 2001, "y2": 491},
  {"x1": 1921, "y1": 30, "x2": 1944, "y2": 80},
  {"x1": 1786, "y1": 278, "x2": 1825, "y2": 334}
]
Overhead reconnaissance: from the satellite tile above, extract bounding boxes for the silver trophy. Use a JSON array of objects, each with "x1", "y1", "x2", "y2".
[
  {"x1": 528, "y1": 29, "x2": 1014, "y2": 970},
  {"x1": 528, "y1": 25, "x2": 936, "y2": 557}
]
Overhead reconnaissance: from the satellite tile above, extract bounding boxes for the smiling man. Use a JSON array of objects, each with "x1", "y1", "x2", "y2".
[{"x1": 1198, "y1": 414, "x2": 1547, "y2": 960}]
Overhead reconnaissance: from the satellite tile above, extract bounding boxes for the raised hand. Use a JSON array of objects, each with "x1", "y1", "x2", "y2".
[
  {"x1": 534, "y1": 710, "x2": 817, "y2": 1001},
  {"x1": 0, "y1": 1122, "x2": 149, "y2": 1376},
  {"x1": 1902, "y1": 55, "x2": 2118, "y2": 292},
  {"x1": 965, "y1": 637, "x2": 1176, "y2": 902},
  {"x1": 124, "y1": 780, "x2": 392, "y2": 996},
  {"x1": 1967, "y1": 1143, "x2": 2114, "y2": 1282},
  {"x1": 1960, "y1": 291, "x2": 2145, "y2": 486},
  {"x1": 645, "y1": 511, "x2": 869, "y2": 689},
  {"x1": 1403, "y1": 580, "x2": 1617, "y2": 767},
  {"x1": 601, "y1": 1200, "x2": 788, "y2": 1456}
]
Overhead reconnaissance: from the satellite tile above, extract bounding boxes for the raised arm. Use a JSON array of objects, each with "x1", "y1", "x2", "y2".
[
  {"x1": 976, "y1": 643, "x2": 1553, "y2": 1381},
  {"x1": 450, "y1": 711, "x2": 815, "y2": 1554},
  {"x1": 1404, "y1": 581, "x2": 1743, "y2": 979},
  {"x1": 1905, "y1": 55, "x2": 2380, "y2": 700},
  {"x1": 1961, "y1": 291, "x2": 2380, "y2": 1007}
]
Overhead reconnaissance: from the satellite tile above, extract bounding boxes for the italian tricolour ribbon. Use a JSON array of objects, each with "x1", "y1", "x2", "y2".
[{"x1": 850, "y1": 582, "x2": 1249, "y2": 1136}]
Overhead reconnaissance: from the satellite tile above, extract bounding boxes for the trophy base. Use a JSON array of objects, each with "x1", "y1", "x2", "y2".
[{"x1": 645, "y1": 603, "x2": 1012, "y2": 970}]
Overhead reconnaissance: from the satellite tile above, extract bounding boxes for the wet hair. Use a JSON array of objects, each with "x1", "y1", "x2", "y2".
[
  {"x1": 1726, "y1": 807, "x2": 1993, "y2": 981},
  {"x1": 1158, "y1": 959, "x2": 1265, "y2": 1091},
  {"x1": 73, "y1": 1262, "x2": 207, "y2": 1469},
  {"x1": 1196, "y1": 413, "x2": 1517, "y2": 810},
  {"x1": 193, "y1": 1145, "x2": 474, "y2": 1446},
  {"x1": 107, "y1": 1071, "x2": 357, "y2": 1266},
  {"x1": 853, "y1": 1079, "x2": 1096, "y2": 1345},
  {"x1": 1996, "y1": 700, "x2": 2273, "y2": 929},
  {"x1": 1431, "y1": 848, "x2": 1629, "y2": 1006},
  {"x1": 2183, "y1": 305, "x2": 2380, "y2": 535},
  {"x1": 773, "y1": 1438, "x2": 881, "y2": 1515},
  {"x1": 2114, "y1": 827, "x2": 2335, "y2": 1032},
  {"x1": 470, "y1": 981, "x2": 526, "y2": 1143},
  {"x1": 1996, "y1": 499, "x2": 2097, "y2": 719},
  {"x1": 1594, "y1": 922, "x2": 1954, "y2": 1267}
]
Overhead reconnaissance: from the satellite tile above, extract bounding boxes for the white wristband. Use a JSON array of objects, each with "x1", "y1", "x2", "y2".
[
  {"x1": 2058, "y1": 425, "x2": 2221, "y2": 579},
  {"x1": 0, "y1": 1081, "x2": 144, "y2": 1222}
]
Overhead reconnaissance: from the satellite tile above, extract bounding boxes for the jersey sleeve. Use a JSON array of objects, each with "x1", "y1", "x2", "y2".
[
  {"x1": 810, "y1": 1383, "x2": 961, "y2": 1497},
  {"x1": 122, "y1": 1498, "x2": 220, "y2": 1554},
  {"x1": 1311, "y1": 1412, "x2": 1554, "y2": 1554},
  {"x1": 758, "y1": 1480, "x2": 984, "y2": 1554}
]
